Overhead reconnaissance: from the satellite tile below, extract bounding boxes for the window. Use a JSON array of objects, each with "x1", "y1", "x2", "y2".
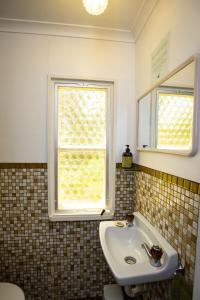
[{"x1": 48, "y1": 78, "x2": 115, "y2": 221}]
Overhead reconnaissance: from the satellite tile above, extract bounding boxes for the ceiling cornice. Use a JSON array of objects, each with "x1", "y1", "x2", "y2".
[
  {"x1": 131, "y1": 0, "x2": 159, "y2": 42},
  {"x1": 0, "y1": 1, "x2": 159, "y2": 43},
  {"x1": 0, "y1": 18, "x2": 134, "y2": 43}
]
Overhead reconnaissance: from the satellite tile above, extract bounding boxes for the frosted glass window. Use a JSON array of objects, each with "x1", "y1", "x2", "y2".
[
  {"x1": 57, "y1": 86, "x2": 107, "y2": 211},
  {"x1": 58, "y1": 87, "x2": 106, "y2": 147},
  {"x1": 157, "y1": 93, "x2": 194, "y2": 150}
]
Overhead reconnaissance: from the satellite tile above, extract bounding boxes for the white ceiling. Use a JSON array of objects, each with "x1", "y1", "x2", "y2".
[{"x1": 0, "y1": 0, "x2": 158, "y2": 40}]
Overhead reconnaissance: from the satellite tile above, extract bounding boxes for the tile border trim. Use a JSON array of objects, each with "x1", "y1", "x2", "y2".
[
  {"x1": 0, "y1": 163, "x2": 48, "y2": 169},
  {"x1": 0, "y1": 162, "x2": 199, "y2": 194},
  {"x1": 116, "y1": 163, "x2": 200, "y2": 194}
]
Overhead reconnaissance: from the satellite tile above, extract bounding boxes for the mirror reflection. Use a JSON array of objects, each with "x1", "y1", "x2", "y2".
[{"x1": 138, "y1": 59, "x2": 196, "y2": 155}]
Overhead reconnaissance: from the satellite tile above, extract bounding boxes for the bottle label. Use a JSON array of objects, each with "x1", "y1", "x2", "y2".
[{"x1": 122, "y1": 156, "x2": 132, "y2": 168}]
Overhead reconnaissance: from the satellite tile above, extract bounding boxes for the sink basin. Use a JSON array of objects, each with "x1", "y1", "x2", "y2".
[{"x1": 99, "y1": 212, "x2": 178, "y2": 285}]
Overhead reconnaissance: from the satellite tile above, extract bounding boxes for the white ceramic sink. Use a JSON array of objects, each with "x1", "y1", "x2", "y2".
[{"x1": 99, "y1": 212, "x2": 178, "y2": 285}]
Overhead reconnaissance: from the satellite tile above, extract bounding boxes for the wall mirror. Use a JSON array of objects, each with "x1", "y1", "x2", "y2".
[{"x1": 137, "y1": 55, "x2": 200, "y2": 156}]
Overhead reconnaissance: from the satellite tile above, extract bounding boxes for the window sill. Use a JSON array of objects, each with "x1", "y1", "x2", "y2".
[{"x1": 49, "y1": 210, "x2": 114, "y2": 222}]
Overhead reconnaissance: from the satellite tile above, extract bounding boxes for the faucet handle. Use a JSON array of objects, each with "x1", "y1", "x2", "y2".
[
  {"x1": 126, "y1": 213, "x2": 134, "y2": 226},
  {"x1": 150, "y1": 245, "x2": 163, "y2": 260}
]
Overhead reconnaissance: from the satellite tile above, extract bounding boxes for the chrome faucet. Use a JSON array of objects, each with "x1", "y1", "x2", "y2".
[
  {"x1": 126, "y1": 213, "x2": 134, "y2": 227},
  {"x1": 142, "y1": 242, "x2": 163, "y2": 267}
]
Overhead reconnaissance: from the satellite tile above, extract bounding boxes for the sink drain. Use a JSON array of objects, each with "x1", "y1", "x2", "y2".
[{"x1": 124, "y1": 256, "x2": 137, "y2": 265}]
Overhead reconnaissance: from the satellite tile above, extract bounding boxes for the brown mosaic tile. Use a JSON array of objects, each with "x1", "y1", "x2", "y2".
[
  {"x1": 132, "y1": 163, "x2": 200, "y2": 193},
  {"x1": 134, "y1": 170, "x2": 200, "y2": 291},
  {"x1": 0, "y1": 163, "x2": 199, "y2": 300},
  {"x1": 0, "y1": 165, "x2": 136, "y2": 299},
  {"x1": 0, "y1": 167, "x2": 115, "y2": 299},
  {"x1": 114, "y1": 168, "x2": 135, "y2": 219},
  {"x1": 190, "y1": 182, "x2": 198, "y2": 194}
]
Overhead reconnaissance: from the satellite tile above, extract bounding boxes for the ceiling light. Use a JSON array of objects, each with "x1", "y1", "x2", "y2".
[{"x1": 83, "y1": 0, "x2": 108, "y2": 16}]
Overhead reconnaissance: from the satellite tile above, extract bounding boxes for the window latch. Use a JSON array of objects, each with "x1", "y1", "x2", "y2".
[{"x1": 100, "y1": 209, "x2": 105, "y2": 216}]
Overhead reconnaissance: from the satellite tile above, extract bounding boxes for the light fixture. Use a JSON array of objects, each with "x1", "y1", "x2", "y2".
[{"x1": 83, "y1": 0, "x2": 108, "y2": 16}]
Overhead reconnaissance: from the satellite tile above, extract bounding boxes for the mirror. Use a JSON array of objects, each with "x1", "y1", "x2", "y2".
[{"x1": 137, "y1": 55, "x2": 199, "y2": 156}]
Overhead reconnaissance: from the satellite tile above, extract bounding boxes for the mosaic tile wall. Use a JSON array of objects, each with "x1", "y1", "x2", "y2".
[
  {"x1": 134, "y1": 170, "x2": 200, "y2": 299},
  {"x1": 0, "y1": 165, "x2": 135, "y2": 300},
  {"x1": 0, "y1": 163, "x2": 199, "y2": 300},
  {"x1": 114, "y1": 168, "x2": 135, "y2": 219}
]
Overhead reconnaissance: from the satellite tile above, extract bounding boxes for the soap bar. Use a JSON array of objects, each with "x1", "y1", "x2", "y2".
[{"x1": 114, "y1": 221, "x2": 124, "y2": 227}]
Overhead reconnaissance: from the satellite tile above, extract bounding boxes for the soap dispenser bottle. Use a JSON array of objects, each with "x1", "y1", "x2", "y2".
[{"x1": 122, "y1": 145, "x2": 133, "y2": 168}]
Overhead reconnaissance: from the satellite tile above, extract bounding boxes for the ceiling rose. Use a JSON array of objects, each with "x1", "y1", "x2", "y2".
[{"x1": 83, "y1": 0, "x2": 108, "y2": 16}]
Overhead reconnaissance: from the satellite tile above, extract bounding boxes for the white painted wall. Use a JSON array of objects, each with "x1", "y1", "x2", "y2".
[
  {"x1": 0, "y1": 31, "x2": 135, "y2": 162},
  {"x1": 135, "y1": 0, "x2": 200, "y2": 183}
]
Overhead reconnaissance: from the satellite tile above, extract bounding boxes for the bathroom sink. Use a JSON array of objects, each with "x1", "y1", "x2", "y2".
[{"x1": 99, "y1": 212, "x2": 178, "y2": 285}]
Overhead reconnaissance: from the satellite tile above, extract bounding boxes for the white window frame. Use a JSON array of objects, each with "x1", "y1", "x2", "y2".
[{"x1": 48, "y1": 76, "x2": 116, "y2": 221}]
